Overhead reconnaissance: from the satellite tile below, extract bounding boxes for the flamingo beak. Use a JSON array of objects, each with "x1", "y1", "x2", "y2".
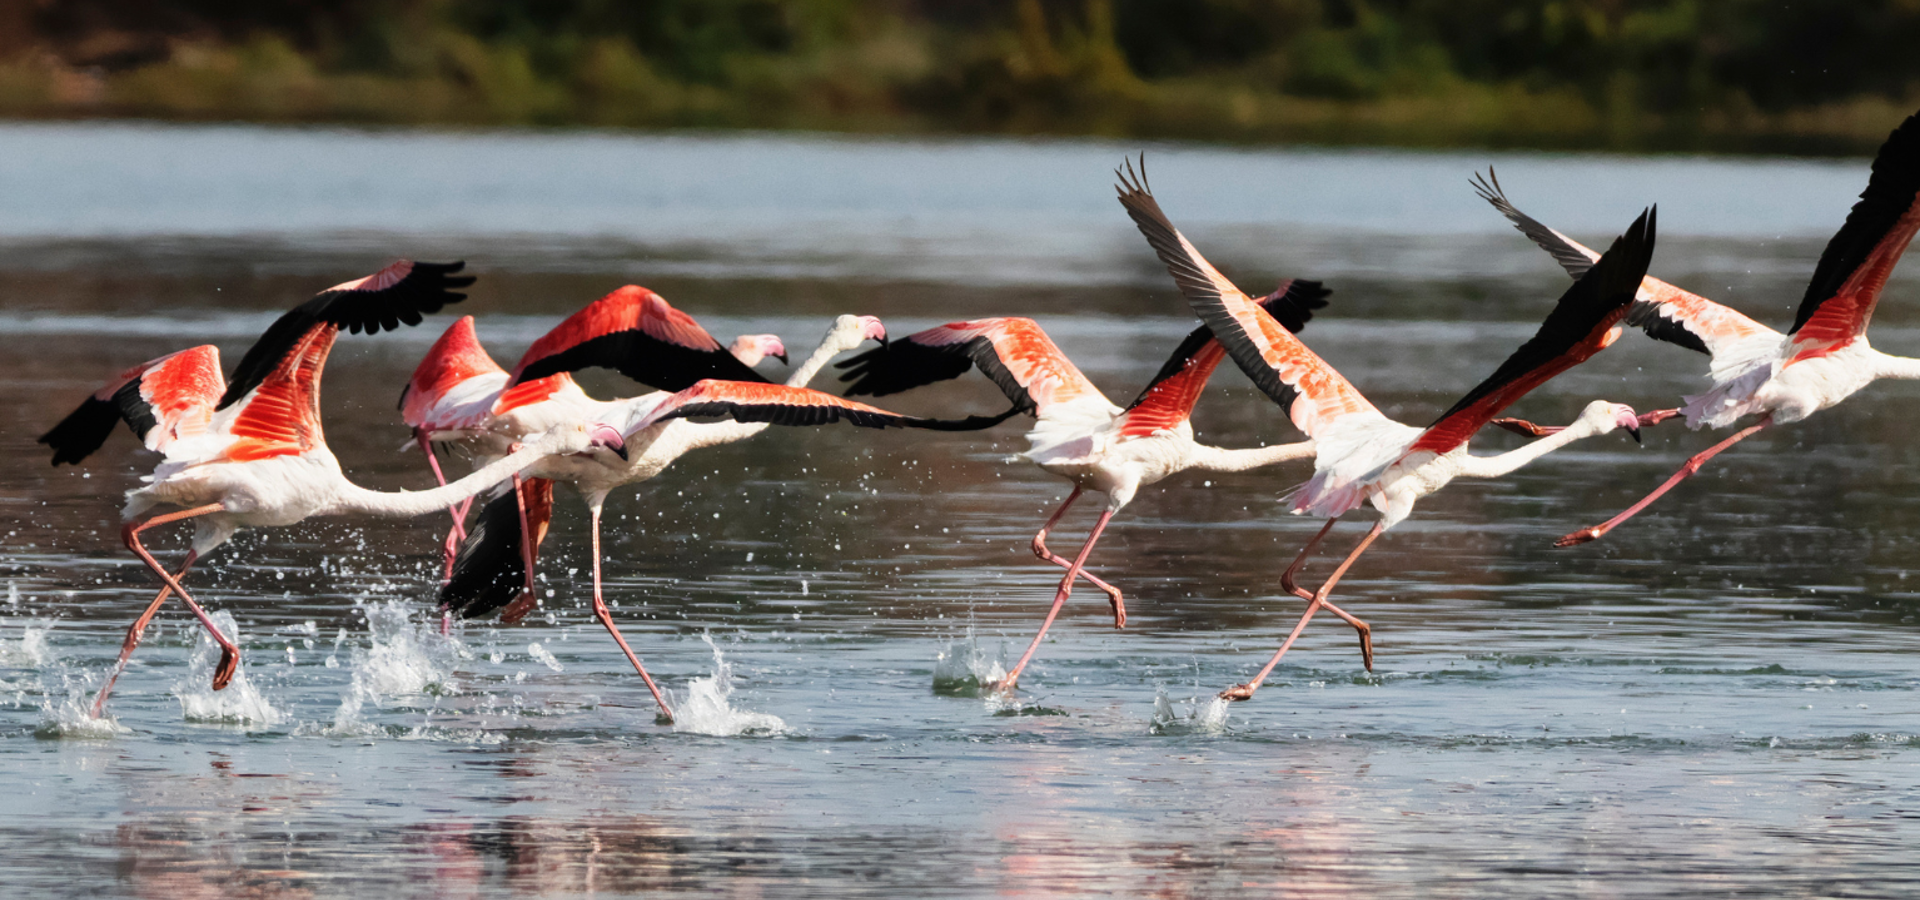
[
  {"x1": 589, "y1": 424, "x2": 628, "y2": 460},
  {"x1": 1627, "y1": 424, "x2": 1642, "y2": 445},
  {"x1": 766, "y1": 336, "x2": 788, "y2": 365},
  {"x1": 860, "y1": 316, "x2": 887, "y2": 344}
]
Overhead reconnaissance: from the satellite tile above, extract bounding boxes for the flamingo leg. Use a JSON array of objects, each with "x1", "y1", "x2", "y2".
[
  {"x1": 1556, "y1": 415, "x2": 1773, "y2": 547},
  {"x1": 1222, "y1": 520, "x2": 1383, "y2": 702},
  {"x1": 1275, "y1": 518, "x2": 1375, "y2": 667},
  {"x1": 90, "y1": 549, "x2": 196, "y2": 718},
  {"x1": 115, "y1": 503, "x2": 242, "y2": 700},
  {"x1": 1031, "y1": 487, "x2": 1126, "y2": 626},
  {"x1": 994, "y1": 507, "x2": 1118, "y2": 692},
  {"x1": 498, "y1": 473, "x2": 542, "y2": 624},
  {"x1": 588, "y1": 505, "x2": 674, "y2": 723},
  {"x1": 419, "y1": 434, "x2": 468, "y2": 584}
]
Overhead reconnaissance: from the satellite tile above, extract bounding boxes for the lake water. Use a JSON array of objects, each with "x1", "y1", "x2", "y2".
[{"x1": 4, "y1": 122, "x2": 1920, "y2": 898}]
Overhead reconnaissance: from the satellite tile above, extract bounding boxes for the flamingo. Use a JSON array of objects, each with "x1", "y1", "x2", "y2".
[
  {"x1": 35, "y1": 261, "x2": 627, "y2": 716},
  {"x1": 833, "y1": 289, "x2": 1327, "y2": 691},
  {"x1": 411, "y1": 294, "x2": 897, "y2": 721},
  {"x1": 1115, "y1": 166, "x2": 1659, "y2": 701},
  {"x1": 401, "y1": 295, "x2": 786, "y2": 579},
  {"x1": 1475, "y1": 108, "x2": 1920, "y2": 546}
]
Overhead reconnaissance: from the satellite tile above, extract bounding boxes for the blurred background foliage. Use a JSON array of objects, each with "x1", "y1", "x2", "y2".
[{"x1": 3, "y1": 0, "x2": 1918, "y2": 153}]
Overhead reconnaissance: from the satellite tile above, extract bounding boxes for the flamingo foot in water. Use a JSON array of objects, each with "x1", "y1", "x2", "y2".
[
  {"x1": 211, "y1": 646, "x2": 239, "y2": 691},
  {"x1": 1218, "y1": 683, "x2": 1257, "y2": 702},
  {"x1": 1555, "y1": 526, "x2": 1605, "y2": 547},
  {"x1": 500, "y1": 591, "x2": 539, "y2": 624}
]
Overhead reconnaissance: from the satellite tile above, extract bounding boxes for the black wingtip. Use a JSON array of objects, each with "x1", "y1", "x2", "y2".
[{"x1": 1257, "y1": 279, "x2": 1332, "y2": 334}]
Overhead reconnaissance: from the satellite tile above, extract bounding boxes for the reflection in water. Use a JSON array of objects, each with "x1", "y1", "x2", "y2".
[{"x1": 5, "y1": 129, "x2": 1920, "y2": 896}]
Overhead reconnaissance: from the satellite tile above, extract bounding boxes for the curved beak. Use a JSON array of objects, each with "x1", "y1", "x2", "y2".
[
  {"x1": 589, "y1": 424, "x2": 629, "y2": 460},
  {"x1": 1626, "y1": 424, "x2": 1642, "y2": 445}
]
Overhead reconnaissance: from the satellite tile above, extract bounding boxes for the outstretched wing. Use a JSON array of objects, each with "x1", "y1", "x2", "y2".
[
  {"x1": 221, "y1": 324, "x2": 336, "y2": 462},
  {"x1": 439, "y1": 478, "x2": 553, "y2": 621},
  {"x1": 1407, "y1": 207, "x2": 1656, "y2": 456},
  {"x1": 643, "y1": 380, "x2": 1018, "y2": 432},
  {"x1": 1788, "y1": 109, "x2": 1920, "y2": 356},
  {"x1": 1115, "y1": 160, "x2": 1376, "y2": 437},
  {"x1": 508, "y1": 285, "x2": 771, "y2": 390},
  {"x1": 1118, "y1": 279, "x2": 1330, "y2": 437},
  {"x1": 401, "y1": 315, "x2": 509, "y2": 432},
  {"x1": 221, "y1": 260, "x2": 472, "y2": 410},
  {"x1": 836, "y1": 317, "x2": 1105, "y2": 418},
  {"x1": 1474, "y1": 169, "x2": 1775, "y2": 357},
  {"x1": 39, "y1": 345, "x2": 225, "y2": 465}
]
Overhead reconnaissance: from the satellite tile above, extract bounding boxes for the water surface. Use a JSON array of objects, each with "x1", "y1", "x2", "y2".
[{"x1": 4, "y1": 123, "x2": 1920, "y2": 898}]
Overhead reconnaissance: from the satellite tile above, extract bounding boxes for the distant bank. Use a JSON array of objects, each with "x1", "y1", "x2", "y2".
[{"x1": 9, "y1": 1, "x2": 1920, "y2": 156}]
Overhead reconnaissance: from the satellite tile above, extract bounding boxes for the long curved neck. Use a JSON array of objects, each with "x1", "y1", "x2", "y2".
[
  {"x1": 786, "y1": 331, "x2": 860, "y2": 387},
  {"x1": 1455, "y1": 420, "x2": 1602, "y2": 480},
  {"x1": 330, "y1": 439, "x2": 559, "y2": 518},
  {"x1": 1873, "y1": 349, "x2": 1920, "y2": 380},
  {"x1": 1188, "y1": 439, "x2": 1316, "y2": 473}
]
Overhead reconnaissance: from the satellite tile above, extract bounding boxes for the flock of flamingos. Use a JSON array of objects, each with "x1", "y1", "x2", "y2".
[{"x1": 39, "y1": 107, "x2": 1920, "y2": 726}]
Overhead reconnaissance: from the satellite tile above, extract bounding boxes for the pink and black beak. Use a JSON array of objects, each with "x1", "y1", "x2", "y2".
[{"x1": 589, "y1": 423, "x2": 629, "y2": 460}]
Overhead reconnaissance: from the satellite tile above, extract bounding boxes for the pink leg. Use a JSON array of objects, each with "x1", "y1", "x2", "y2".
[
  {"x1": 91, "y1": 549, "x2": 196, "y2": 718},
  {"x1": 993, "y1": 507, "x2": 1118, "y2": 692},
  {"x1": 589, "y1": 506, "x2": 674, "y2": 723},
  {"x1": 1557, "y1": 416, "x2": 1772, "y2": 547},
  {"x1": 112, "y1": 504, "x2": 242, "y2": 704},
  {"x1": 420, "y1": 434, "x2": 469, "y2": 583},
  {"x1": 1031, "y1": 487, "x2": 1126, "y2": 627},
  {"x1": 1221, "y1": 520, "x2": 1384, "y2": 702},
  {"x1": 1275, "y1": 519, "x2": 1374, "y2": 669}
]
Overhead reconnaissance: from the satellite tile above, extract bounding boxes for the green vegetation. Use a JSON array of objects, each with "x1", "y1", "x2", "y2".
[{"x1": 13, "y1": 1, "x2": 1920, "y2": 154}]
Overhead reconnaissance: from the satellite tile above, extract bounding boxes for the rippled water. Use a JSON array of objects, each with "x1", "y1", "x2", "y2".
[{"x1": 5, "y1": 123, "x2": 1920, "y2": 897}]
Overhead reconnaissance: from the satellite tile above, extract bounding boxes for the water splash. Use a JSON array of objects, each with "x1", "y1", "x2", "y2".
[
  {"x1": 672, "y1": 634, "x2": 784, "y2": 737},
  {"x1": 330, "y1": 600, "x2": 460, "y2": 734},
  {"x1": 0, "y1": 619, "x2": 51, "y2": 668},
  {"x1": 932, "y1": 626, "x2": 1008, "y2": 697},
  {"x1": 36, "y1": 677, "x2": 129, "y2": 739},
  {"x1": 172, "y1": 610, "x2": 282, "y2": 726},
  {"x1": 1148, "y1": 687, "x2": 1230, "y2": 735}
]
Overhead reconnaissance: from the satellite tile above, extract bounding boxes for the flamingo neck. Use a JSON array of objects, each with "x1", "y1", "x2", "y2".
[
  {"x1": 1188, "y1": 439, "x2": 1317, "y2": 473},
  {"x1": 329, "y1": 438, "x2": 564, "y2": 518},
  {"x1": 786, "y1": 328, "x2": 864, "y2": 388},
  {"x1": 1454, "y1": 418, "x2": 1604, "y2": 480},
  {"x1": 1872, "y1": 350, "x2": 1920, "y2": 381}
]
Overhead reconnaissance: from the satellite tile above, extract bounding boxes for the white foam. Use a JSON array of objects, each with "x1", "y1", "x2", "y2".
[
  {"x1": 329, "y1": 600, "x2": 460, "y2": 734},
  {"x1": 932, "y1": 626, "x2": 1008, "y2": 692},
  {"x1": 0, "y1": 619, "x2": 52, "y2": 668},
  {"x1": 1148, "y1": 687, "x2": 1231, "y2": 735},
  {"x1": 171, "y1": 610, "x2": 282, "y2": 726},
  {"x1": 672, "y1": 634, "x2": 784, "y2": 736},
  {"x1": 527, "y1": 642, "x2": 564, "y2": 672}
]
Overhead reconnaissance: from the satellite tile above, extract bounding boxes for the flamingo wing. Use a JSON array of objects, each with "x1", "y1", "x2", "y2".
[
  {"x1": 1118, "y1": 279, "x2": 1330, "y2": 437},
  {"x1": 221, "y1": 324, "x2": 336, "y2": 462},
  {"x1": 401, "y1": 315, "x2": 508, "y2": 431},
  {"x1": 221, "y1": 260, "x2": 472, "y2": 411},
  {"x1": 440, "y1": 478, "x2": 553, "y2": 621},
  {"x1": 645, "y1": 380, "x2": 1018, "y2": 432},
  {"x1": 1474, "y1": 170, "x2": 1775, "y2": 358},
  {"x1": 508, "y1": 285, "x2": 770, "y2": 391},
  {"x1": 1408, "y1": 208, "x2": 1656, "y2": 456},
  {"x1": 1788, "y1": 110, "x2": 1920, "y2": 355},
  {"x1": 1114, "y1": 162, "x2": 1376, "y2": 438},
  {"x1": 39, "y1": 345, "x2": 225, "y2": 465},
  {"x1": 835, "y1": 317, "x2": 1103, "y2": 418}
]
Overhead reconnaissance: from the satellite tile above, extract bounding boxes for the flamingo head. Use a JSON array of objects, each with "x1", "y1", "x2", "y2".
[
  {"x1": 730, "y1": 333, "x2": 788, "y2": 367},
  {"x1": 1583, "y1": 400, "x2": 1643, "y2": 444},
  {"x1": 587, "y1": 423, "x2": 629, "y2": 460}
]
